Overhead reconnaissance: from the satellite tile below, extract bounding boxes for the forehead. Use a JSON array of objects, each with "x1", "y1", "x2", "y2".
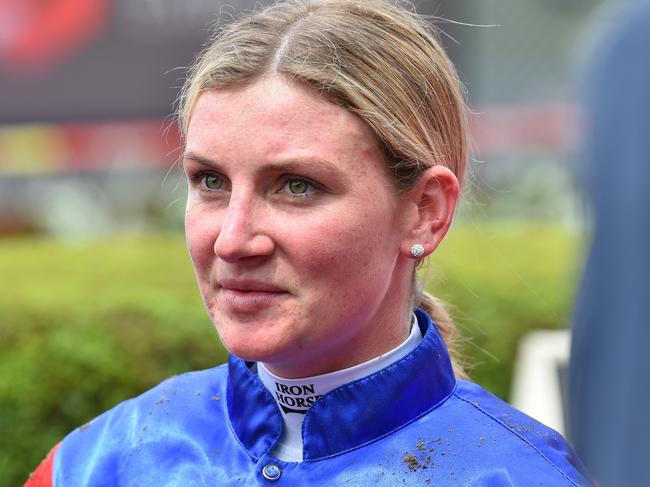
[{"x1": 185, "y1": 75, "x2": 382, "y2": 166}]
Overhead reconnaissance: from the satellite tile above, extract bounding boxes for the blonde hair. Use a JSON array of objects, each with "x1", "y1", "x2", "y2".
[{"x1": 178, "y1": 0, "x2": 468, "y2": 376}]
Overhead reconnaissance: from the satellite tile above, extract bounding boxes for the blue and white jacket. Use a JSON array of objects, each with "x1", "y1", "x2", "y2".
[{"x1": 31, "y1": 310, "x2": 592, "y2": 486}]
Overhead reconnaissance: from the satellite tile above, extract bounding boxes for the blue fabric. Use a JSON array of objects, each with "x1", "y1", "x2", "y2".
[{"x1": 54, "y1": 310, "x2": 592, "y2": 485}]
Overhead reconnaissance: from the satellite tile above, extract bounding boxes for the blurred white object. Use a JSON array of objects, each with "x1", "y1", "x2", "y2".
[{"x1": 510, "y1": 329, "x2": 570, "y2": 436}]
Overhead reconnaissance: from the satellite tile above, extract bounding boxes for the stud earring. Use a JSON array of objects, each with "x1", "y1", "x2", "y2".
[{"x1": 410, "y1": 243, "x2": 425, "y2": 258}]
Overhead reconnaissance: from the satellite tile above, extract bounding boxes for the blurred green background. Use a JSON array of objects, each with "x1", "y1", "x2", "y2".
[{"x1": 0, "y1": 222, "x2": 583, "y2": 485}]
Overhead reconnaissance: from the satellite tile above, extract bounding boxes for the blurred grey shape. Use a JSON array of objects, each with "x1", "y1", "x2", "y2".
[{"x1": 569, "y1": 1, "x2": 650, "y2": 486}]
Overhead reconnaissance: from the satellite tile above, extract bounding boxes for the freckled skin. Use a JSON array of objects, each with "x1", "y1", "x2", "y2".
[{"x1": 183, "y1": 75, "x2": 416, "y2": 378}]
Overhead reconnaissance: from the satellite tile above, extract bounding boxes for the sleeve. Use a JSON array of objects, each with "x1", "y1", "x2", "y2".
[{"x1": 24, "y1": 443, "x2": 61, "y2": 487}]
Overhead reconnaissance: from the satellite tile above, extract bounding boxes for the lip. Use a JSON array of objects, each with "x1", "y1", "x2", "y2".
[
  {"x1": 218, "y1": 278, "x2": 287, "y2": 293},
  {"x1": 217, "y1": 278, "x2": 289, "y2": 314}
]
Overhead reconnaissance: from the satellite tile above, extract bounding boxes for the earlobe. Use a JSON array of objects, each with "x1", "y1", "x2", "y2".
[
  {"x1": 409, "y1": 243, "x2": 426, "y2": 258},
  {"x1": 400, "y1": 165, "x2": 459, "y2": 259}
]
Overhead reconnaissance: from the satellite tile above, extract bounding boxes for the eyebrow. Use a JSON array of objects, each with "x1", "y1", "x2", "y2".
[
  {"x1": 182, "y1": 151, "x2": 339, "y2": 173},
  {"x1": 183, "y1": 151, "x2": 218, "y2": 167}
]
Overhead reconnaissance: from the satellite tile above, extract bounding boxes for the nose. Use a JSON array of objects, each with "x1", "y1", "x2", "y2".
[{"x1": 213, "y1": 196, "x2": 275, "y2": 262}]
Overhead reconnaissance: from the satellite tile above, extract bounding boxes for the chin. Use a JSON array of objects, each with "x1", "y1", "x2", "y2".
[{"x1": 214, "y1": 321, "x2": 292, "y2": 364}]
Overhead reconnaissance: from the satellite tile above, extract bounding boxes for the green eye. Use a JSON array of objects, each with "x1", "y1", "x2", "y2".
[
  {"x1": 204, "y1": 174, "x2": 223, "y2": 190},
  {"x1": 286, "y1": 179, "x2": 310, "y2": 195}
]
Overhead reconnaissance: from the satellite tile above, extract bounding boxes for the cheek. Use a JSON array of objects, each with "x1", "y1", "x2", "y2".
[
  {"x1": 292, "y1": 210, "x2": 396, "y2": 294},
  {"x1": 185, "y1": 206, "x2": 216, "y2": 273}
]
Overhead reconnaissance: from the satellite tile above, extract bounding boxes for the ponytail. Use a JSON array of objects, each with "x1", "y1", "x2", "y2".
[{"x1": 414, "y1": 282, "x2": 468, "y2": 379}]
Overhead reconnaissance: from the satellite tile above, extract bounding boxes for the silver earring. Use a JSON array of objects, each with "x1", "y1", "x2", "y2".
[{"x1": 410, "y1": 243, "x2": 425, "y2": 258}]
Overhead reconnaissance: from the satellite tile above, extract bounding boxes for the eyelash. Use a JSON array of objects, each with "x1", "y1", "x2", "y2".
[
  {"x1": 280, "y1": 176, "x2": 317, "y2": 198},
  {"x1": 188, "y1": 171, "x2": 227, "y2": 192},
  {"x1": 188, "y1": 171, "x2": 321, "y2": 199}
]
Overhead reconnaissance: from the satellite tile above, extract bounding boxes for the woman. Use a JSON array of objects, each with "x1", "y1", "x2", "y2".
[{"x1": 27, "y1": 0, "x2": 591, "y2": 485}]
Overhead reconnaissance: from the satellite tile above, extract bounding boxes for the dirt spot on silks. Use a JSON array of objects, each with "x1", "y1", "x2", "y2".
[
  {"x1": 403, "y1": 454, "x2": 421, "y2": 472},
  {"x1": 403, "y1": 440, "x2": 436, "y2": 472}
]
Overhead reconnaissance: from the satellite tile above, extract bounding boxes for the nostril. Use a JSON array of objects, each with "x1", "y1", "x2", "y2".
[{"x1": 214, "y1": 232, "x2": 275, "y2": 262}]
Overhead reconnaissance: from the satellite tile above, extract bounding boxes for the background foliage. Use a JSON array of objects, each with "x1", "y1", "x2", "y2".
[{"x1": 0, "y1": 223, "x2": 583, "y2": 485}]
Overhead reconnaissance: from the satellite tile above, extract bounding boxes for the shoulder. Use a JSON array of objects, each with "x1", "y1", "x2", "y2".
[
  {"x1": 324, "y1": 379, "x2": 593, "y2": 486},
  {"x1": 52, "y1": 365, "x2": 230, "y2": 485},
  {"x1": 447, "y1": 380, "x2": 592, "y2": 485},
  {"x1": 70, "y1": 364, "x2": 230, "y2": 429}
]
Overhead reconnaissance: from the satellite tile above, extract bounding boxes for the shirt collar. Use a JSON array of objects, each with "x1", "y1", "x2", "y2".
[{"x1": 226, "y1": 309, "x2": 456, "y2": 460}]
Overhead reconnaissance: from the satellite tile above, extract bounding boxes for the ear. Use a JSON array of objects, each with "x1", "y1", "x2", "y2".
[{"x1": 399, "y1": 165, "x2": 460, "y2": 259}]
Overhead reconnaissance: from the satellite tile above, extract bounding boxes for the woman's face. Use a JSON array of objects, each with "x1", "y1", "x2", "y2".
[{"x1": 183, "y1": 76, "x2": 415, "y2": 378}]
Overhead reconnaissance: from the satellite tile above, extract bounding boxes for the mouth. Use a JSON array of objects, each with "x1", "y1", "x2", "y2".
[
  {"x1": 218, "y1": 278, "x2": 287, "y2": 293},
  {"x1": 216, "y1": 278, "x2": 289, "y2": 314}
]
